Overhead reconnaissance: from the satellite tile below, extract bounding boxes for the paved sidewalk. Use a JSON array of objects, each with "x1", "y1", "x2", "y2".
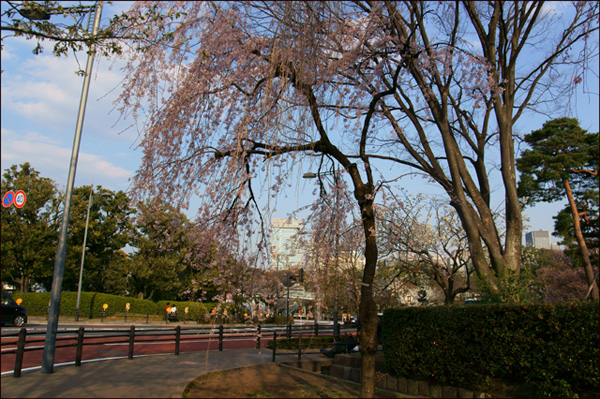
[{"x1": 1, "y1": 347, "x2": 297, "y2": 398}]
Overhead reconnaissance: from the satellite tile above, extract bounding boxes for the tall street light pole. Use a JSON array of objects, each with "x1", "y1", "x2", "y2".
[
  {"x1": 286, "y1": 274, "x2": 291, "y2": 326},
  {"x1": 333, "y1": 233, "x2": 340, "y2": 337},
  {"x1": 75, "y1": 186, "x2": 109, "y2": 321},
  {"x1": 303, "y1": 168, "x2": 340, "y2": 336},
  {"x1": 41, "y1": 1, "x2": 103, "y2": 374},
  {"x1": 75, "y1": 184, "x2": 94, "y2": 322},
  {"x1": 332, "y1": 169, "x2": 340, "y2": 337},
  {"x1": 283, "y1": 269, "x2": 302, "y2": 337},
  {"x1": 276, "y1": 255, "x2": 279, "y2": 314}
]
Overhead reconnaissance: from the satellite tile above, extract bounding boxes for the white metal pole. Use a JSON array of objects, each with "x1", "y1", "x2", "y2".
[
  {"x1": 41, "y1": 2, "x2": 103, "y2": 374},
  {"x1": 75, "y1": 184, "x2": 94, "y2": 321}
]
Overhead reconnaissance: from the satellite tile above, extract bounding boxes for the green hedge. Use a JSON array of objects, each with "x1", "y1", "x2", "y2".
[
  {"x1": 382, "y1": 302, "x2": 599, "y2": 397},
  {"x1": 10, "y1": 292, "x2": 217, "y2": 322},
  {"x1": 10, "y1": 292, "x2": 291, "y2": 325}
]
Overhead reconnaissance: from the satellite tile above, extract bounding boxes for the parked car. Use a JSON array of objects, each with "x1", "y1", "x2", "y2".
[{"x1": 1, "y1": 292, "x2": 27, "y2": 327}]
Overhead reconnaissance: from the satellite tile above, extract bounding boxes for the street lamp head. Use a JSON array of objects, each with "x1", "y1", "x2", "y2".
[
  {"x1": 18, "y1": 6, "x2": 51, "y2": 20},
  {"x1": 303, "y1": 170, "x2": 337, "y2": 179},
  {"x1": 94, "y1": 191, "x2": 112, "y2": 201},
  {"x1": 19, "y1": 3, "x2": 95, "y2": 20}
]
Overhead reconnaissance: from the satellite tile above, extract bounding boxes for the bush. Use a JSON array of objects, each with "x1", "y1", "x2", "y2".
[
  {"x1": 13, "y1": 291, "x2": 162, "y2": 318},
  {"x1": 10, "y1": 292, "x2": 52, "y2": 316},
  {"x1": 11, "y1": 292, "x2": 219, "y2": 323},
  {"x1": 382, "y1": 302, "x2": 599, "y2": 397}
]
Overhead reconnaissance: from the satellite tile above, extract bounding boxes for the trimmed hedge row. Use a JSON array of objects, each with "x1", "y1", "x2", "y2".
[
  {"x1": 11, "y1": 291, "x2": 217, "y2": 321},
  {"x1": 382, "y1": 302, "x2": 599, "y2": 397}
]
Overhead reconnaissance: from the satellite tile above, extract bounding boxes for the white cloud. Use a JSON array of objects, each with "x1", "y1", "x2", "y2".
[
  {"x1": 78, "y1": 152, "x2": 133, "y2": 179},
  {"x1": 1, "y1": 35, "x2": 141, "y2": 193},
  {"x1": 2, "y1": 82, "x2": 77, "y2": 128},
  {"x1": 2, "y1": 44, "x2": 137, "y2": 135},
  {"x1": 0, "y1": 2, "x2": 142, "y2": 197},
  {"x1": 1, "y1": 128, "x2": 133, "y2": 191},
  {"x1": 540, "y1": 1, "x2": 567, "y2": 17}
]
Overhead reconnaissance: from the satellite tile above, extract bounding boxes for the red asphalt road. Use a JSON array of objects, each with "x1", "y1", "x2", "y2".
[{"x1": 1, "y1": 331, "x2": 268, "y2": 373}]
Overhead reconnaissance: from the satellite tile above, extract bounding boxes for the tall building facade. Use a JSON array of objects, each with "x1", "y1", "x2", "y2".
[
  {"x1": 271, "y1": 218, "x2": 303, "y2": 270},
  {"x1": 525, "y1": 230, "x2": 551, "y2": 249}
]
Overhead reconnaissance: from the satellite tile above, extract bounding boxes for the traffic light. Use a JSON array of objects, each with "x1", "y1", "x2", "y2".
[
  {"x1": 299, "y1": 268, "x2": 304, "y2": 282},
  {"x1": 282, "y1": 273, "x2": 296, "y2": 287}
]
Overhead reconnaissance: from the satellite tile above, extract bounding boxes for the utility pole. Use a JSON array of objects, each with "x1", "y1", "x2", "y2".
[
  {"x1": 333, "y1": 168, "x2": 340, "y2": 338},
  {"x1": 276, "y1": 255, "x2": 279, "y2": 315},
  {"x1": 284, "y1": 269, "x2": 303, "y2": 337},
  {"x1": 41, "y1": 1, "x2": 103, "y2": 374},
  {"x1": 75, "y1": 184, "x2": 93, "y2": 321},
  {"x1": 286, "y1": 274, "x2": 290, "y2": 326},
  {"x1": 303, "y1": 167, "x2": 341, "y2": 337}
]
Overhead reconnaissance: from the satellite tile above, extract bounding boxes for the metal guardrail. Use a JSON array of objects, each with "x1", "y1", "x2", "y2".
[
  {"x1": 1, "y1": 323, "x2": 356, "y2": 378},
  {"x1": 269, "y1": 330, "x2": 358, "y2": 362}
]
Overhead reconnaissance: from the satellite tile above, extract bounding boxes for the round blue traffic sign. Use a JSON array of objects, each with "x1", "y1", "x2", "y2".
[{"x1": 2, "y1": 191, "x2": 14, "y2": 207}]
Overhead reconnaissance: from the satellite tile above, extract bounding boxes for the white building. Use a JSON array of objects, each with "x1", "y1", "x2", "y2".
[
  {"x1": 271, "y1": 218, "x2": 303, "y2": 270},
  {"x1": 525, "y1": 230, "x2": 551, "y2": 249}
]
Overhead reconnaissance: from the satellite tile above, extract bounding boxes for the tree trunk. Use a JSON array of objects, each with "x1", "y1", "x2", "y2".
[
  {"x1": 563, "y1": 179, "x2": 599, "y2": 301},
  {"x1": 357, "y1": 199, "x2": 378, "y2": 398},
  {"x1": 18, "y1": 274, "x2": 30, "y2": 293},
  {"x1": 444, "y1": 278, "x2": 455, "y2": 305},
  {"x1": 451, "y1": 203, "x2": 500, "y2": 293}
]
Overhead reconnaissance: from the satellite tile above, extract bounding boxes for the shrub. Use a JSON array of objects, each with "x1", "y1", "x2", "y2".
[
  {"x1": 382, "y1": 302, "x2": 599, "y2": 397},
  {"x1": 13, "y1": 291, "x2": 162, "y2": 317},
  {"x1": 11, "y1": 292, "x2": 219, "y2": 323}
]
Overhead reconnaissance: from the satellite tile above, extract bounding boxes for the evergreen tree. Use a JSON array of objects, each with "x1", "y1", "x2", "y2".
[
  {"x1": 517, "y1": 118, "x2": 599, "y2": 300},
  {"x1": 64, "y1": 185, "x2": 135, "y2": 294},
  {"x1": 1, "y1": 163, "x2": 60, "y2": 292}
]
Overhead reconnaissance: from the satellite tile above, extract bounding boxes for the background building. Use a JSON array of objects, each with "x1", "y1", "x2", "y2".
[
  {"x1": 525, "y1": 230, "x2": 551, "y2": 249},
  {"x1": 271, "y1": 218, "x2": 303, "y2": 270}
]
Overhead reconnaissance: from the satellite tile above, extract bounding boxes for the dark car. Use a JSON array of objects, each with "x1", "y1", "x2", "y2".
[{"x1": 1, "y1": 292, "x2": 27, "y2": 327}]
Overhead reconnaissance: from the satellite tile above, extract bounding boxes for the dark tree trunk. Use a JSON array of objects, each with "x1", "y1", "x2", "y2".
[
  {"x1": 357, "y1": 197, "x2": 378, "y2": 398},
  {"x1": 18, "y1": 274, "x2": 30, "y2": 293},
  {"x1": 564, "y1": 179, "x2": 599, "y2": 301}
]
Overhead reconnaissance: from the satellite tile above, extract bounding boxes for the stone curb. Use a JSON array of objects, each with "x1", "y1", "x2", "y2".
[{"x1": 332, "y1": 354, "x2": 496, "y2": 398}]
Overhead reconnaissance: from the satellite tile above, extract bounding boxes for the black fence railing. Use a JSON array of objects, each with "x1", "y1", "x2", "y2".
[
  {"x1": 269, "y1": 330, "x2": 359, "y2": 362},
  {"x1": 2, "y1": 323, "x2": 355, "y2": 378}
]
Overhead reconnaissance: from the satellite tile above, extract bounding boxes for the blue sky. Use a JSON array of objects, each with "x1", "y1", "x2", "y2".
[{"x1": 1, "y1": 2, "x2": 598, "y2": 245}]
